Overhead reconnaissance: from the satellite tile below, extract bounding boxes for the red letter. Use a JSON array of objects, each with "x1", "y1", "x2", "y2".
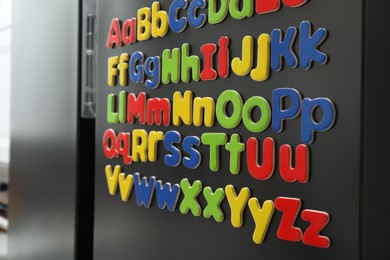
[
  {"x1": 122, "y1": 18, "x2": 136, "y2": 45},
  {"x1": 102, "y1": 129, "x2": 118, "y2": 158},
  {"x1": 301, "y1": 210, "x2": 331, "y2": 248},
  {"x1": 127, "y1": 92, "x2": 146, "y2": 124},
  {"x1": 246, "y1": 137, "x2": 274, "y2": 180},
  {"x1": 282, "y1": 0, "x2": 308, "y2": 7},
  {"x1": 274, "y1": 197, "x2": 302, "y2": 242},
  {"x1": 106, "y1": 18, "x2": 122, "y2": 48},
  {"x1": 256, "y1": 0, "x2": 280, "y2": 14},
  {"x1": 218, "y1": 36, "x2": 229, "y2": 78},
  {"x1": 115, "y1": 132, "x2": 132, "y2": 165},
  {"x1": 279, "y1": 144, "x2": 309, "y2": 183},
  {"x1": 200, "y1": 43, "x2": 217, "y2": 81},
  {"x1": 146, "y1": 98, "x2": 171, "y2": 126}
]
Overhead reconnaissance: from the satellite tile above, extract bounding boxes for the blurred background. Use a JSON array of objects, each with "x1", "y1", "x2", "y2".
[{"x1": 0, "y1": 0, "x2": 11, "y2": 257}]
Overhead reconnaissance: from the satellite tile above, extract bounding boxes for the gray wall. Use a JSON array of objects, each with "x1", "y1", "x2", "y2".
[{"x1": 8, "y1": 0, "x2": 79, "y2": 259}]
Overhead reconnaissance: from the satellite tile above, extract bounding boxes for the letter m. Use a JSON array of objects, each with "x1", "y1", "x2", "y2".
[
  {"x1": 127, "y1": 92, "x2": 146, "y2": 124},
  {"x1": 146, "y1": 97, "x2": 171, "y2": 126}
]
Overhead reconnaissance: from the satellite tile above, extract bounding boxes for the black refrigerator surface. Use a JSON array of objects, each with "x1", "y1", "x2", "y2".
[{"x1": 93, "y1": 0, "x2": 390, "y2": 259}]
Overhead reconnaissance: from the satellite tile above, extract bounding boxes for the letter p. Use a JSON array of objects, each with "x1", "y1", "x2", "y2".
[
  {"x1": 272, "y1": 88, "x2": 302, "y2": 132},
  {"x1": 301, "y1": 98, "x2": 336, "y2": 144}
]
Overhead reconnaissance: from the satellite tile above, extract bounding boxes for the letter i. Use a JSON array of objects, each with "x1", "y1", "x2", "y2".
[{"x1": 218, "y1": 36, "x2": 229, "y2": 78}]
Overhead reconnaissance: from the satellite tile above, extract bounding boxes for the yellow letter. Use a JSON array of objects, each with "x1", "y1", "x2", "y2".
[
  {"x1": 152, "y1": 2, "x2": 168, "y2": 38},
  {"x1": 173, "y1": 91, "x2": 193, "y2": 126},
  {"x1": 231, "y1": 35, "x2": 253, "y2": 76},
  {"x1": 118, "y1": 53, "x2": 129, "y2": 86},
  {"x1": 248, "y1": 198, "x2": 275, "y2": 244},
  {"x1": 250, "y1": 34, "x2": 270, "y2": 81},
  {"x1": 193, "y1": 97, "x2": 215, "y2": 127},
  {"x1": 225, "y1": 184, "x2": 251, "y2": 228},
  {"x1": 105, "y1": 165, "x2": 121, "y2": 195},
  {"x1": 137, "y1": 7, "x2": 151, "y2": 41},
  {"x1": 148, "y1": 131, "x2": 164, "y2": 162},
  {"x1": 107, "y1": 56, "x2": 119, "y2": 86},
  {"x1": 118, "y1": 173, "x2": 134, "y2": 201},
  {"x1": 132, "y1": 129, "x2": 148, "y2": 162}
]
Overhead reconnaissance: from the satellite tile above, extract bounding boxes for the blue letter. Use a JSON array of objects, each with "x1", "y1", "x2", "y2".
[
  {"x1": 299, "y1": 21, "x2": 328, "y2": 69},
  {"x1": 155, "y1": 181, "x2": 181, "y2": 211},
  {"x1": 188, "y1": 0, "x2": 206, "y2": 28},
  {"x1": 129, "y1": 51, "x2": 144, "y2": 83},
  {"x1": 133, "y1": 173, "x2": 156, "y2": 208},
  {"x1": 271, "y1": 27, "x2": 298, "y2": 71},
  {"x1": 163, "y1": 130, "x2": 182, "y2": 167},
  {"x1": 169, "y1": 0, "x2": 188, "y2": 33},
  {"x1": 301, "y1": 97, "x2": 336, "y2": 144},
  {"x1": 145, "y1": 56, "x2": 160, "y2": 89},
  {"x1": 182, "y1": 136, "x2": 201, "y2": 169},
  {"x1": 272, "y1": 88, "x2": 302, "y2": 132}
]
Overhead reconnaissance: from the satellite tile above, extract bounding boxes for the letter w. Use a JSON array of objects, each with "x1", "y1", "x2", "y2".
[
  {"x1": 155, "y1": 181, "x2": 181, "y2": 211},
  {"x1": 133, "y1": 173, "x2": 156, "y2": 208}
]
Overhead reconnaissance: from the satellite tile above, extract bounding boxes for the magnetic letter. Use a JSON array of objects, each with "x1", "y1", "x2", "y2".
[
  {"x1": 250, "y1": 34, "x2": 271, "y2": 81},
  {"x1": 132, "y1": 129, "x2": 148, "y2": 162},
  {"x1": 180, "y1": 178, "x2": 203, "y2": 216},
  {"x1": 256, "y1": 0, "x2": 280, "y2": 14},
  {"x1": 133, "y1": 173, "x2": 156, "y2": 208},
  {"x1": 200, "y1": 43, "x2": 217, "y2": 81},
  {"x1": 146, "y1": 97, "x2": 171, "y2": 126},
  {"x1": 242, "y1": 96, "x2": 271, "y2": 132},
  {"x1": 122, "y1": 18, "x2": 136, "y2": 45},
  {"x1": 173, "y1": 91, "x2": 193, "y2": 126},
  {"x1": 162, "y1": 48, "x2": 181, "y2": 84},
  {"x1": 127, "y1": 92, "x2": 146, "y2": 124},
  {"x1": 232, "y1": 36, "x2": 253, "y2": 76},
  {"x1": 137, "y1": 7, "x2": 151, "y2": 41},
  {"x1": 169, "y1": 0, "x2": 188, "y2": 33},
  {"x1": 280, "y1": 144, "x2": 309, "y2": 183},
  {"x1": 188, "y1": 0, "x2": 207, "y2": 28},
  {"x1": 248, "y1": 198, "x2": 275, "y2": 244},
  {"x1": 218, "y1": 36, "x2": 230, "y2": 78},
  {"x1": 301, "y1": 97, "x2": 335, "y2": 144},
  {"x1": 203, "y1": 187, "x2": 225, "y2": 222},
  {"x1": 225, "y1": 185, "x2": 251, "y2": 228},
  {"x1": 299, "y1": 21, "x2": 328, "y2": 70},
  {"x1": 181, "y1": 43, "x2": 200, "y2": 82},
  {"x1": 163, "y1": 131, "x2": 182, "y2": 167},
  {"x1": 246, "y1": 137, "x2": 275, "y2": 180},
  {"x1": 107, "y1": 56, "x2": 119, "y2": 86},
  {"x1": 118, "y1": 173, "x2": 134, "y2": 202},
  {"x1": 105, "y1": 165, "x2": 120, "y2": 195},
  {"x1": 201, "y1": 133, "x2": 227, "y2": 171},
  {"x1": 271, "y1": 27, "x2": 298, "y2": 71},
  {"x1": 155, "y1": 181, "x2": 181, "y2": 211},
  {"x1": 229, "y1": 0, "x2": 254, "y2": 20},
  {"x1": 106, "y1": 18, "x2": 121, "y2": 48},
  {"x1": 144, "y1": 56, "x2": 161, "y2": 89},
  {"x1": 274, "y1": 197, "x2": 302, "y2": 242},
  {"x1": 216, "y1": 90, "x2": 243, "y2": 129},
  {"x1": 301, "y1": 210, "x2": 331, "y2": 248},
  {"x1": 225, "y1": 134, "x2": 245, "y2": 174},
  {"x1": 148, "y1": 131, "x2": 164, "y2": 162},
  {"x1": 182, "y1": 136, "x2": 202, "y2": 169},
  {"x1": 208, "y1": 0, "x2": 228, "y2": 24},
  {"x1": 193, "y1": 97, "x2": 215, "y2": 127},
  {"x1": 151, "y1": 2, "x2": 169, "y2": 38},
  {"x1": 272, "y1": 88, "x2": 302, "y2": 132}
]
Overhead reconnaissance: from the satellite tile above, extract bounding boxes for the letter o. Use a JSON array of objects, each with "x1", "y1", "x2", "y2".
[
  {"x1": 242, "y1": 96, "x2": 271, "y2": 132},
  {"x1": 216, "y1": 90, "x2": 243, "y2": 129}
]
